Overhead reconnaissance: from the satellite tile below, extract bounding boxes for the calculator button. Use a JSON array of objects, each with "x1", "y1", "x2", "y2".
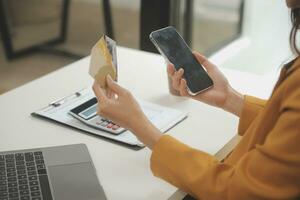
[
  {"x1": 112, "y1": 125, "x2": 119, "y2": 130},
  {"x1": 101, "y1": 122, "x2": 109, "y2": 127},
  {"x1": 106, "y1": 123, "x2": 113, "y2": 129}
]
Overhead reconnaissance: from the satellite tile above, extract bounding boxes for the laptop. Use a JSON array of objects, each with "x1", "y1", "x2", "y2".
[{"x1": 0, "y1": 144, "x2": 106, "y2": 200}]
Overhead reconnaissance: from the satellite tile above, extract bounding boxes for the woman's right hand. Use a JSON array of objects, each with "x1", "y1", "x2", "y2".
[{"x1": 168, "y1": 51, "x2": 244, "y2": 116}]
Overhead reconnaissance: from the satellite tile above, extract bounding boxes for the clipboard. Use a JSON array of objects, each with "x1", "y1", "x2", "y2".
[{"x1": 32, "y1": 87, "x2": 188, "y2": 148}]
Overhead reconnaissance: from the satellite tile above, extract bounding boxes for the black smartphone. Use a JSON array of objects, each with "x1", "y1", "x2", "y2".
[{"x1": 149, "y1": 26, "x2": 213, "y2": 95}]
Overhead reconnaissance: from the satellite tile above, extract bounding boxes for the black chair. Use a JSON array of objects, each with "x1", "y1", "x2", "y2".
[{"x1": 0, "y1": 0, "x2": 114, "y2": 60}]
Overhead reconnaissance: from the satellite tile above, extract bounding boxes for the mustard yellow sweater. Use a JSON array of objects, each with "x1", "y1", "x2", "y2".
[{"x1": 151, "y1": 59, "x2": 300, "y2": 199}]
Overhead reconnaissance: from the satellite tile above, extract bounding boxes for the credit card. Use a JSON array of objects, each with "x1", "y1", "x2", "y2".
[{"x1": 89, "y1": 35, "x2": 118, "y2": 87}]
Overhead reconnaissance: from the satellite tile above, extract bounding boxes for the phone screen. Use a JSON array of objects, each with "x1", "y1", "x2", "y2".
[{"x1": 150, "y1": 26, "x2": 213, "y2": 94}]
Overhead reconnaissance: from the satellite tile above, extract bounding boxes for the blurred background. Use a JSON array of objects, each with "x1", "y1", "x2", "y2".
[{"x1": 0, "y1": 0, "x2": 292, "y2": 94}]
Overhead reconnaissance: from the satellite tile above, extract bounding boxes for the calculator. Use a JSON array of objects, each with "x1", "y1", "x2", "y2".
[{"x1": 69, "y1": 97, "x2": 126, "y2": 135}]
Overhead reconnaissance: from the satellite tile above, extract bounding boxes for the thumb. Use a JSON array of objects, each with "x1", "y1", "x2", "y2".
[
  {"x1": 106, "y1": 75, "x2": 125, "y2": 95},
  {"x1": 193, "y1": 51, "x2": 215, "y2": 72}
]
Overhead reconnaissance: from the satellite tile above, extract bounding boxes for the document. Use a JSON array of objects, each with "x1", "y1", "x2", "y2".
[{"x1": 32, "y1": 88, "x2": 187, "y2": 148}]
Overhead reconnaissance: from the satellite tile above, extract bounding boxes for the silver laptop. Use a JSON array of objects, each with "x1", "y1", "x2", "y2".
[{"x1": 0, "y1": 144, "x2": 106, "y2": 200}]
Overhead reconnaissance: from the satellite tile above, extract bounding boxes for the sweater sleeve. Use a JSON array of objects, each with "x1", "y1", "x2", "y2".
[
  {"x1": 238, "y1": 95, "x2": 267, "y2": 136},
  {"x1": 150, "y1": 90, "x2": 300, "y2": 199}
]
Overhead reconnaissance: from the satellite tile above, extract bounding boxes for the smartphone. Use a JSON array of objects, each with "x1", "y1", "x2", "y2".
[{"x1": 149, "y1": 26, "x2": 213, "y2": 95}]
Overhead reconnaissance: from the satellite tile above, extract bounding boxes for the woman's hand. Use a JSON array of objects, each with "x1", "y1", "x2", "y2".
[
  {"x1": 92, "y1": 75, "x2": 145, "y2": 130},
  {"x1": 168, "y1": 51, "x2": 244, "y2": 116},
  {"x1": 92, "y1": 75, "x2": 162, "y2": 149}
]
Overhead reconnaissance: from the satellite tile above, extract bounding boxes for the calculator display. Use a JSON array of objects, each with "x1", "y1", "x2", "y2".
[
  {"x1": 69, "y1": 97, "x2": 98, "y2": 120},
  {"x1": 68, "y1": 97, "x2": 126, "y2": 135},
  {"x1": 80, "y1": 104, "x2": 97, "y2": 119}
]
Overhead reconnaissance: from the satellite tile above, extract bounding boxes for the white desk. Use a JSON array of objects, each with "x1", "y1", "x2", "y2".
[{"x1": 0, "y1": 47, "x2": 277, "y2": 199}]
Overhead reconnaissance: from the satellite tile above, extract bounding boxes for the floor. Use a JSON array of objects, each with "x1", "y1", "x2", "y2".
[
  {"x1": 0, "y1": 1, "x2": 236, "y2": 95},
  {"x1": 0, "y1": 1, "x2": 139, "y2": 95}
]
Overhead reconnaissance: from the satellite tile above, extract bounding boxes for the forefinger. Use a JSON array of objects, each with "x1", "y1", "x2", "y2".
[
  {"x1": 92, "y1": 82, "x2": 107, "y2": 102},
  {"x1": 167, "y1": 63, "x2": 175, "y2": 76}
]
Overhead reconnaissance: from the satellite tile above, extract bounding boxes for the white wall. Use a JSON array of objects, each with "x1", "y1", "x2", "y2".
[
  {"x1": 243, "y1": 0, "x2": 291, "y2": 42},
  {"x1": 194, "y1": 0, "x2": 241, "y2": 22},
  {"x1": 212, "y1": 0, "x2": 293, "y2": 74}
]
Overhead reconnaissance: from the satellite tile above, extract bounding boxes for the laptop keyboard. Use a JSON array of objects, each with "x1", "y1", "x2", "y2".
[{"x1": 0, "y1": 151, "x2": 52, "y2": 200}]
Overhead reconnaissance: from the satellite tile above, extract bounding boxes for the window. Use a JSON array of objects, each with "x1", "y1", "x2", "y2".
[{"x1": 191, "y1": 0, "x2": 243, "y2": 55}]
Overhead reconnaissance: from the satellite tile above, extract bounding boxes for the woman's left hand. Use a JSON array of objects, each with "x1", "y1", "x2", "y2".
[
  {"x1": 93, "y1": 75, "x2": 163, "y2": 149},
  {"x1": 92, "y1": 75, "x2": 146, "y2": 131}
]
